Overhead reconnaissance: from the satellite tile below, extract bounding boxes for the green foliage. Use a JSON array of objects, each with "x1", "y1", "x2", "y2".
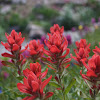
[
  {"x1": 84, "y1": 29, "x2": 100, "y2": 56},
  {"x1": 8, "y1": 13, "x2": 28, "y2": 32},
  {"x1": 0, "y1": 14, "x2": 9, "y2": 31},
  {"x1": 0, "y1": 26, "x2": 6, "y2": 41},
  {"x1": 0, "y1": 13, "x2": 28, "y2": 33},
  {"x1": 64, "y1": 78, "x2": 76, "y2": 96},
  {"x1": 49, "y1": 81, "x2": 61, "y2": 88},
  {"x1": 57, "y1": 4, "x2": 79, "y2": 30},
  {"x1": 31, "y1": 5, "x2": 59, "y2": 21},
  {"x1": 58, "y1": 15, "x2": 78, "y2": 30},
  {"x1": 40, "y1": 21, "x2": 51, "y2": 33},
  {"x1": 77, "y1": 7, "x2": 95, "y2": 25}
]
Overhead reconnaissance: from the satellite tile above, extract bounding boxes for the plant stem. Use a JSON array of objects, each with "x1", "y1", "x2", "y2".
[
  {"x1": 57, "y1": 73, "x2": 66, "y2": 100},
  {"x1": 91, "y1": 90, "x2": 96, "y2": 100}
]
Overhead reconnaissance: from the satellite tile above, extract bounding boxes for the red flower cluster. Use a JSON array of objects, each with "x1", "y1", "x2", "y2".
[
  {"x1": 50, "y1": 24, "x2": 64, "y2": 35},
  {"x1": 71, "y1": 39, "x2": 90, "y2": 66},
  {"x1": 80, "y1": 55, "x2": 100, "y2": 97},
  {"x1": 28, "y1": 40, "x2": 44, "y2": 62},
  {"x1": 1, "y1": 30, "x2": 27, "y2": 75},
  {"x1": 75, "y1": 39, "x2": 90, "y2": 51},
  {"x1": 93, "y1": 46, "x2": 100, "y2": 55},
  {"x1": 17, "y1": 62, "x2": 53, "y2": 100},
  {"x1": 80, "y1": 45, "x2": 100, "y2": 98},
  {"x1": 81, "y1": 55, "x2": 100, "y2": 82},
  {"x1": 44, "y1": 24, "x2": 71, "y2": 70}
]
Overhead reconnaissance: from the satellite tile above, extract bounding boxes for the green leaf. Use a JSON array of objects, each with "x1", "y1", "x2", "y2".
[
  {"x1": 2, "y1": 61, "x2": 15, "y2": 69},
  {"x1": 17, "y1": 76, "x2": 24, "y2": 81},
  {"x1": 49, "y1": 81, "x2": 61, "y2": 88},
  {"x1": 41, "y1": 57, "x2": 55, "y2": 68},
  {"x1": 64, "y1": 78, "x2": 76, "y2": 96}
]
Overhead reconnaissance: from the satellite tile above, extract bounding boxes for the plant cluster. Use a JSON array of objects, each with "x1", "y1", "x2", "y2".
[{"x1": 1, "y1": 24, "x2": 100, "y2": 100}]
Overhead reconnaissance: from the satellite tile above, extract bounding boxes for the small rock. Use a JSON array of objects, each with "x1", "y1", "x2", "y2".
[
  {"x1": 12, "y1": 0, "x2": 27, "y2": 4},
  {"x1": 27, "y1": 24, "x2": 45, "y2": 40},
  {"x1": 0, "y1": 5, "x2": 11, "y2": 14},
  {"x1": 64, "y1": 31, "x2": 81, "y2": 43}
]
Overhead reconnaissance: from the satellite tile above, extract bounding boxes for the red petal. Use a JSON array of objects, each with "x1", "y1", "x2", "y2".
[
  {"x1": 19, "y1": 32, "x2": 22, "y2": 37},
  {"x1": 2, "y1": 53, "x2": 14, "y2": 58},
  {"x1": 17, "y1": 83, "x2": 29, "y2": 94},
  {"x1": 1, "y1": 41, "x2": 10, "y2": 49},
  {"x1": 50, "y1": 45, "x2": 60, "y2": 53},
  {"x1": 88, "y1": 59, "x2": 96, "y2": 69},
  {"x1": 23, "y1": 68, "x2": 30, "y2": 77},
  {"x1": 43, "y1": 49, "x2": 51, "y2": 56},
  {"x1": 80, "y1": 70, "x2": 89, "y2": 80},
  {"x1": 8, "y1": 36, "x2": 15, "y2": 44},
  {"x1": 81, "y1": 59, "x2": 90, "y2": 70},
  {"x1": 75, "y1": 41, "x2": 79, "y2": 48},
  {"x1": 41, "y1": 68, "x2": 48, "y2": 78},
  {"x1": 60, "y1": 48, "x2": 70, "y2": 58},
  {"x1": 48, "y1": 65, "x2": 56, "y2": 70},
  {"x1": 20, "y1": 45, "x2": 28, "y2": 53},
  {"x1": 30, "y1": 63, "x2": 36, "y2": 73},
  {"x1": 44, "y1": 92, "x2": 53, "y2": 99},
  {"x1": 40, "y1": 75, "x2": 52, "y2": 93},
  {"x1": 11, "y1": 30, "x2": 16, "y2": 38},
  {"x1": 17, "y1": 37, "x2": 25, "y2": 45},
  {"x1": 65, "y1": 64, "x2": 70, "y2": 68},
  {"x1": 86, "y1": 70, "x2": 97, "y2": 77},
  {"x1": 23, "y1": 77, "x2": 31, "y2": 89},
  {"x1": 29, "y1": 50, "x2": 37, "y2": 55},
  {"x1": 28, "y1": 73, "x2": 37, "y2": 87},
  {"x1": 63, "y1": 58, "x2": 71, "y2": 64},
  {"x1": 32, "y1": 81, "x2": 39, "y2": 92},
  {"x1": 5, "y1": 33, "x2": 8, "y2": 38},
  {"x1": 70, "y1": 54, "x2": 78, "y2": 61},
  {"x1": 12, "y1": 44, "x2": 19, "y2": 51}
]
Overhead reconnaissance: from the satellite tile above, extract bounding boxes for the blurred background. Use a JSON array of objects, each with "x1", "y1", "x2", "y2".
[
  {"x1": 0, "y1": 0, "x2": 100, "y2": 46},
  {"x1": 0, "y1": 0, "x2": 100, "y2": 100}
]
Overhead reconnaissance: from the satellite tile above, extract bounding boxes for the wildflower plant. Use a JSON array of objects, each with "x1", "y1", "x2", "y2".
[
  {"x1": 1, "y1": 24, "x2": 100, "y2": 100},
  {"x1": 1, "y1": 30, "x2": 28, "y2": 75},
  {"x1": 17, "y1": 62, "x2": 53, "y2": 100},
  {"x1": 27, "y1": 40, "x2": 44, "y2": 62}
]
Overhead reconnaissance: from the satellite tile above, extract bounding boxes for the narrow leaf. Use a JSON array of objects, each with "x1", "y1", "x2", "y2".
[
  {"x1": 64, "y1": 78, "x2": 76, "y2": 96},
  {"x1": 49, "y1": 81, "x2": 61, "y2": 88}
]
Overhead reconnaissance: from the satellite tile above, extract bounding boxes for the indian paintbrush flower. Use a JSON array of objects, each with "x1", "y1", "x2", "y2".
[
  {"x1": 44, "y1": 24, "x2": 71, "y2": 71},
  {"x1": 93, "y1": 46, "x2": 100, "y2": 55},
  {"x1": 27, "y1": 40, "x2": 44, "y2": 62},
  {"x1": 71, "y1": 39, "x2": 90, "y2": 67},
  {"x1": 17, "y1": 62, "x2": 53, "y2": 100},
  {"x1": 80, "y1": 55, "x2": 100, "y2": 99},
  {"x1": 1, "y1": 30, "x2": 28, "y2": 75}
]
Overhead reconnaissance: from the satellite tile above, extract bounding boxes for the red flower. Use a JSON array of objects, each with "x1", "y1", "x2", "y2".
[
  {"x1": 50, "y1": 24, "x2": 64, "y2": 35},
  {"x1": 81, "y1": 55, "x2": 100, "y2": 82},
  {"x1": 23, "y1": 62, "x2": 48, "y2": 78},
  {"x1": 17, "y1": 62, "x2": 53, "y2": 100},
  {"x1": 1, "y1": 30, "x2": 28, "y2": 75},
  {"x1": 75, "y1": 39, "x2": 91, "y2": 52},
  {"x1": 71, "y1": 48, "x2": 89, "y2": 66},
  {"x1": 1, "y1": 30, "x2": 25, "y2": 52},
  {"x1": 80, "y1": 54, "x2": 100, "y2": 98},
  {"x1": 71, "y1": 39, "x2": 90, "y2": 67},
  {"x1": 28, "y1": 40, "x2": 44, "y2": 62},
  {"x1": 44, "y1": 24, "x2": 71, "y2": 71},
  {"x1": 93, "y1": 46, "x2": 100, "y2": 55}
]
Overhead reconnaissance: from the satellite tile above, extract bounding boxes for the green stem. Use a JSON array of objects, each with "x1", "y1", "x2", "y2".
[{"x1": 57, "y1": 73, "x2": 66, "y2": 100}]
